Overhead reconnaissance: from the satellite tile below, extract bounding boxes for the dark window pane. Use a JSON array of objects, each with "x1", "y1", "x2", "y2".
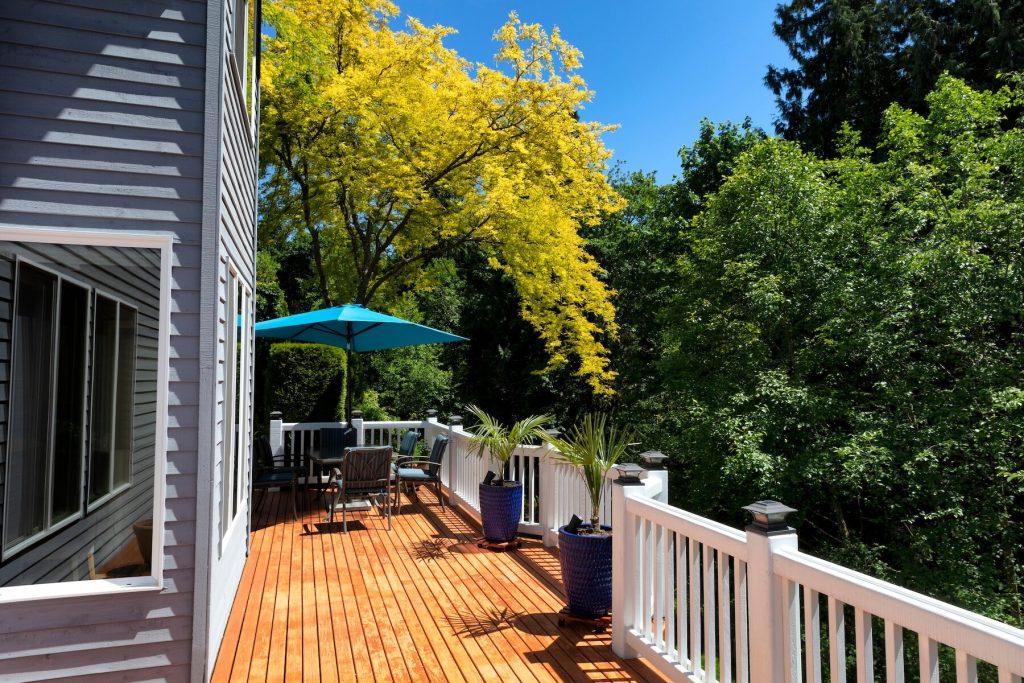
[
  {"x1": 89, "y1": 295, "x2": 117, "y2": 502},
  {"x1": 52, "y1": 282, "x2": 88, "y2": 524},
  {"x1": 5, "y1": 265, "x2": 56, "y2": 549},
  {"x1": 113, "y1": 305, "x2": 136, "y2": 488}
]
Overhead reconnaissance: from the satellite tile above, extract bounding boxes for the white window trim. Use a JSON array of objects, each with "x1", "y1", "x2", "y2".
[
  {"x1": 0, "y1": 228, "x2": 172, "y2": 604},
  {"x1": 221, "y1": 261, "x2": 253, "y2": 544}
]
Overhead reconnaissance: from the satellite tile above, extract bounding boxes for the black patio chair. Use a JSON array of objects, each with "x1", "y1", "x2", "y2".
[
  {"x1": 252, "y1": 435, "x2": 299, "y2": 520},
  {"x1": 397, "y1": 429, "x2": 420, "y2": 458},
  {"x1": 311, "y1": 426, "x2": 358, "y2": 495},
  {"x1": 394, "y1": 434, "x2": 448, "y2": 514},
  {"x1": 327, "y1": 445, "x2": 394, "y2": 532}
]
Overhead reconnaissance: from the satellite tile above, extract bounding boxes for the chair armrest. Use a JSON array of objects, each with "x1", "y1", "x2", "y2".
[
  {"x1": 395, "y1": 458, "x2": 442, "y2": 471},
  {"x1": 395, "y1": 455, "x2": 441, "y2": 466},
  {"x1": 271, "y1": 453, "x2": 306, "y2": 469}
]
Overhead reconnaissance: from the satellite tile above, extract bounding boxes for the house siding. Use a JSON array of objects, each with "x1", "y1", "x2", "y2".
[
  {"x1": 0, "y1": 1, "x2": 233, "y2": 681},
  {"x1": 200, "y1": 0, "x2": 258, "y2": 670}
]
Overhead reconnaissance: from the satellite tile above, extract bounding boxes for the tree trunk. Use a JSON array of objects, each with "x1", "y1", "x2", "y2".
[
  {"x1": 309, "y1": 227, "x2": 332, "y2": 308},
  {"x1": 299, "y1": 180, "x2": 332, "y2": 307}
]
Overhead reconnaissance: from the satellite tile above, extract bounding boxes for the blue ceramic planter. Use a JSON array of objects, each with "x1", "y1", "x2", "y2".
[
  {"x1": 479, "y1": 481, "x2": 522, "y2": 543},
  {"x1": 558, "y1": 525, "x2": 613, "y2": 618}
]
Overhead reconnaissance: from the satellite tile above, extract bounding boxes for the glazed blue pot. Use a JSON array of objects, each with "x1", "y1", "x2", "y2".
[
  {"x1": 558, "y1": 524, "x2": 613, "y2": 618},
  {"x1": 479, "y1": 481, "x2": 522, "y2": 543}
]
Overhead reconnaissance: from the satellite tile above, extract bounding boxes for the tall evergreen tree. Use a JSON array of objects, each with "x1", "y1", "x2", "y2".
[{"x1": 767, "y1": 0, "x2": 1024, "y2": 156}]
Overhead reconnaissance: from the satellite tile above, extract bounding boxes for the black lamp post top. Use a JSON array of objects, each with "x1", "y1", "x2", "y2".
[{"x1": 743, "y1": 500, "x2": 797, "y2": 534}]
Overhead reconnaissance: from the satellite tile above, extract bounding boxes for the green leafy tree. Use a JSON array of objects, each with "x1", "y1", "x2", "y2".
[{"x1": 662, "y1": 75, "x2": 1024, "y2": 624}]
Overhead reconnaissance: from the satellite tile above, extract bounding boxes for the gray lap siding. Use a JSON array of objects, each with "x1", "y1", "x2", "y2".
[{"x1": 0, "y1": 1, "x2": 221, "y2": 681}]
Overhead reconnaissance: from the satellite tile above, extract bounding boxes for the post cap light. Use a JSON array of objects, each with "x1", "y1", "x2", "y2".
[
  {"x1": 640, "y1": 450, "x2": 668, "y2": 469},
  {"x1": 426, "y1": 409, "x2": 438, "y2": 418},
  {"x1": 612, "y1": 462, "x2": 645, "y2": 486},
  {"x1": 742, "y1": 500, "x2": 797, "y2": 534},
  {"x1": 450, "y1": 415, "x2": 462, "y2": 426}
]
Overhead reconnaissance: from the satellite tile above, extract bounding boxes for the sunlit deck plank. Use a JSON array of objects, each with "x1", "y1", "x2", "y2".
[{"x1": 213, "y1": 487, "x2": 668, "y2": 682}]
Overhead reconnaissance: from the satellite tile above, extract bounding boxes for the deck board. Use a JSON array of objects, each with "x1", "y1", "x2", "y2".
[{"x1": 212, "y1": 487, "x2": 668, "y2": 682}]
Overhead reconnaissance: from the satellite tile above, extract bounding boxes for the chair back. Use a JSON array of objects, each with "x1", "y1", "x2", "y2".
[
  {"x1": 342, "y1": 446, "x2": 393, "y2": 493},
  {"x1": 397, "y1": 430, "x2": 420, "y2": 457},
  {"x1": 321, "y1": 426, "x2": 357, "y2": 458},
  {"x1": 254, "y1": 435, "x2": 274, "y2": 473},
  {"x1": 425, "y1": 435, "x2": 448, "y2": 478}
]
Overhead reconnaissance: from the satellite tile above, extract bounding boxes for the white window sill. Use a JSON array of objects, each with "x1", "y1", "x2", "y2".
[{"x1": 0, "y1": 575, "x2": 163, "y2": 605}]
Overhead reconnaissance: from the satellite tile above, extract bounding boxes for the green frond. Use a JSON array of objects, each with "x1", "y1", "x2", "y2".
[
  {"x1": 540, "y1": 413, "x2": 634, "y2": 529},
  {"x1": 465, "y1": 405, "x2": 551, "y2": 466}
]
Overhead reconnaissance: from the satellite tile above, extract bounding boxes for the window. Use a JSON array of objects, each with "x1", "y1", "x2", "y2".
[
  {"x1": 4, "y1": 265, "x2": 88, "y2": 555},
  {"x1": 88, "y1": 294, "x2": 137, "y2": 506},
  {"x1": 222, "y1": 263, "x2": 252, "y2": 537},
  {"x1": 0, "y1": 232, "x2": 170, "y2": 598}
]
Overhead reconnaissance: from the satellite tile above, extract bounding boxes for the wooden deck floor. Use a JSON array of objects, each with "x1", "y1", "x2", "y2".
[{"x1": 212, "y1": 486, "x2": 667, "y2": 682}]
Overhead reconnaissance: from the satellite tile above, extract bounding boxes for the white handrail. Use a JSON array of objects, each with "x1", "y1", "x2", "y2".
[
  {"x1": 775, "y1": 547, "x2": 1024, "y2": 679},
  {"x1": 611, "y1": 482, "x2": 1024, "y2": 683}
]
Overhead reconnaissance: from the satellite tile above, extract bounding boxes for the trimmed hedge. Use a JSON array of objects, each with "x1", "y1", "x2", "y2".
[{"x1": 266, "y1": 343, "x2": 346, "y2": 423}]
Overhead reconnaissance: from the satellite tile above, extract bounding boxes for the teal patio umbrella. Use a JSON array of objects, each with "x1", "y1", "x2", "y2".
[{"x1": 254, "y1": 304, "x2": 466, "y2": 419}]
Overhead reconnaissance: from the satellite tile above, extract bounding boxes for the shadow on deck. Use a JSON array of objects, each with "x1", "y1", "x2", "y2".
[{"x1": 212, "y1": 486, "x2": 667, "y2": 682}]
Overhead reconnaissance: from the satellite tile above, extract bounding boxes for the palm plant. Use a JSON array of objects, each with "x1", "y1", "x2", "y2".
[
  {"x1": 465, "y1": 405, "x2": 550, "y2": 483},
  {"x1": 540, "y1": 413, "x2": 634, "y2": 533}
]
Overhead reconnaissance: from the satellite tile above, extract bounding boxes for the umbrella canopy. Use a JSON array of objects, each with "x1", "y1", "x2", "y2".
[
  {"x1": 254, "y1": 304, "x2": 466, "y2": 350},
  {"x1": 254, "y1": 304, "x2": 466, "y2": 420}
]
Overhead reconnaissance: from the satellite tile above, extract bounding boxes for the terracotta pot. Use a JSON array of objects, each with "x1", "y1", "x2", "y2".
[{"x1": 133, "y1": 519, "x2": 153, "y2": 567}]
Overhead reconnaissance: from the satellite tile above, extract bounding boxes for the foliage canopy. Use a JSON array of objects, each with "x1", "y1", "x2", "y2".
[{"x1": 659, "y1": 75, "x2": 1024, "y2": 622}]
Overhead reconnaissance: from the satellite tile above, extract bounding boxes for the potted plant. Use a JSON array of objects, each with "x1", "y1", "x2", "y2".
[
  {"x1": 540, "y1": 413, "x2": 634, "y2": 618},
  {"x1": 466, "y1": 405, "x2": 550, "y2": 544}
]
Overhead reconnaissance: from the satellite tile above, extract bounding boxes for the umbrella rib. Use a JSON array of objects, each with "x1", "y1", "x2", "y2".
[
  {"x1": 291, "y1": 322, "x2": 349, "y2": 344},
  {"x1": 349, "y1": 322, "x2": 383, "y2": 340}
]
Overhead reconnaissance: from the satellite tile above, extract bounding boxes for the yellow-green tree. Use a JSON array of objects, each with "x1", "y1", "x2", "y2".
[{"x1": 260, "y1": 0, "x2": 624, "y2": 395}]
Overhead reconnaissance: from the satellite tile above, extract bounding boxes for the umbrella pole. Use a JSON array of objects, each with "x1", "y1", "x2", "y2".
[{"x1": 345, "y1": 346, "x2": 353, "y2": 424}]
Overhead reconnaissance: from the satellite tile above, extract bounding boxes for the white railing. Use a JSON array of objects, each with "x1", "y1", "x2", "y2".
[
  {"x1": 434, "y1": 419, "x2": 665, "y2": 543},
  {"x1": 611, "y1": 482, "x2": 1024, "y2": 683},
  {"x1": 773, "y1": 549, "x2": 1024, "y2": 683},
  {"x1": 269, "y1": 414, "x2": 426, "y2": 486},
  {"x1": 268, "y1": 413, "x2": 658, "y2": 545}
]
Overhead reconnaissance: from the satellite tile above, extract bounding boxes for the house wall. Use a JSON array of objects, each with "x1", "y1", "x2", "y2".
[
  {"x1": 0, "y1": 242, "x2": 160, "y2": 586},
  {"x1": 195, "y1": 0, "x2": 258, "y2": 673},
  {"x1": 0, "y1": 1, "x2": 232, "y2": 680}
]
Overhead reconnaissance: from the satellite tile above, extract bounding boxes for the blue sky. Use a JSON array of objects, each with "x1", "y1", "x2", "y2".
[{"x1": 397, "y1": 1, "x2": 794, "y2": 182}]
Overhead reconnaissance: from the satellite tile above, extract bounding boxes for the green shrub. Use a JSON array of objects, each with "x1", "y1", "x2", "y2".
[{"x1": 266, "y1": 343, "x2": 346, "y2": 422}]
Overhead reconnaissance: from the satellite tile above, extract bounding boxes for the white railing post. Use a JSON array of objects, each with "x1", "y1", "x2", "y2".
[
  {"x1": 424, "y1": 409, "x2": 439, "y2": 442},
  {"x1": 639, "y1": 450, "x2": 670, "y2": 504},
  {"x1": 447, "y1": 415, "x2": 463, "y2": 509},
  {"x1": 611, "y1": 466, "x2": 646, "y2": 660},
  {"x1": 744, "y1": 501, "x2": 799, "y2": 683},
  {"x1": 538, "y1": 441, "x2": 558, "y2": 547},
  {"x1": 269, "y1": 410, "x2": 284, "y2": 456},
  {"x1": 351, "y1": 410, "x2": 364, "y2": 444}
]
